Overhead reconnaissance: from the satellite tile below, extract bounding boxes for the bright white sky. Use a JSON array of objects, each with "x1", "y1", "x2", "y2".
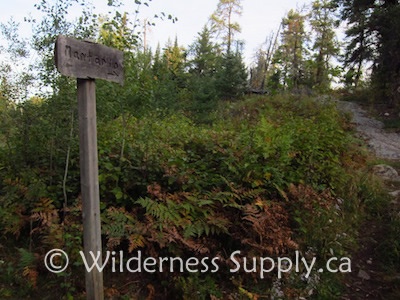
[{"x1": 0, "y1": 0, "x2": 311, "y2": 65}]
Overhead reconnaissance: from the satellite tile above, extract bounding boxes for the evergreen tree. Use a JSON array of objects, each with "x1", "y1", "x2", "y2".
[
  {"x1": 309, "y1": 0, "x2": 340, "y2": 91},
  {"x1": 338, "y1": 0, "x2": 400, "y2": 105},
  {"x1": 189, "y1": 26, "x2": 218, "y2": 77},
  {"x1": 151, "y1": 44, "x2": 173, "y2": 109},
  {"x1": 164, "y1": 37, "x2": 187, "y2": 82},
  {"x1": 188, "y1": 26, "x2": 219, "y2": 115},
  {"x1": 210, "y1": 0, "x2": 243, "y2": 54},
  {"x1": 215, "y1": 49, "x2": 248, "y2": 100},
  {"x1": 338, "y1": 0, "x2": 376, "y2": 88},
  {"x1": 274, "y1": 9, "x2": 309, "y2": 90},
  {"x1": 370, "y1": 1, "x2": 400, "y2": 105},
  {"x1": 150, "y1": 39, "x2": 188, "y2": 111},
  {"x1": 208, "y1": 0, "x2": 247, "y2": 100}
]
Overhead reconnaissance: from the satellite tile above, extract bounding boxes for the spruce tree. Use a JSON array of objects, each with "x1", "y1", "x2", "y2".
[{"x1": 188, "y1": 26, "x2": 219, "y2": 114}]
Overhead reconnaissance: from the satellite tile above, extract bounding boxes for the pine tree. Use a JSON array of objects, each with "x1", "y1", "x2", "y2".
[
  {"x1": 274, "y1": 9, "x2": 309, "y2": 90},
  {"x1": 370, "y1": 1, "x2": 400, "y2": 105},
  {"x1": 210, "y1": 0, "x2": 243, "y2": 54},
  {"x1": 338, "y1": 0, "x2": 400, "y2": 105},
  {"x1": 338, "y1": 0, "x2": 375, "y2": 88},
  {"x1": 309, "y1": 0, "x2": 340, "y2": 91},
  {"x1": 164, "y1": 37, "x2": 187, "y2": 82},
  {"x1": 149, "y1": 39, "x2": 188, "y2": 111},
  {"x1": 207, "y1": 0, "x2": 247, "y2": 100}
]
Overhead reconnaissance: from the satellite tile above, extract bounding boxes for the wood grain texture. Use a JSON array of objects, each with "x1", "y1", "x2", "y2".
[
  {"x1": 77, "y1": 79, "x2": 104, "y2": 300},
  {"x1": 55, "y1": 35, "x2": 124, "y2": 85}
]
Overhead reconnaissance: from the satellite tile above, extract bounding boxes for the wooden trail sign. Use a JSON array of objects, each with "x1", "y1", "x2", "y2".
[
  {"x1": 55, "y1": 35, "x2": 124, "y2": 84},
  {"x1": 55, "y1": 35, "x2": 124, "y2": 300}
]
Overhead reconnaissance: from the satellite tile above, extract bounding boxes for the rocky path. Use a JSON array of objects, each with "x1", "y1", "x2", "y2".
[
  {"x1": 337, "y1": 100, "x2": 400, "y2": 299},
  {"x1": 337, "y1": 101, "x2": 400, "y2": 160}
]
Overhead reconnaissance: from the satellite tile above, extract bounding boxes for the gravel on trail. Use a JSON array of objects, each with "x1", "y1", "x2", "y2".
[{"x1": 337, "y1": 101, "x2": 400, "y2": 160}]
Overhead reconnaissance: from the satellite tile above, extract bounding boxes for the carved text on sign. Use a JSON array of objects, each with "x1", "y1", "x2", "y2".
[
  {"x1": 55, "y1": 35, "x2": 124, "y2": 84},
  {"x1": 64, "y1": 45, "x2": 121, "y2": 76}
]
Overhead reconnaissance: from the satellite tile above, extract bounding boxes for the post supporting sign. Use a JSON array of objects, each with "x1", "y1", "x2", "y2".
[{"x1": 55, "y1": 35, "x2": 124, "y2": 300}]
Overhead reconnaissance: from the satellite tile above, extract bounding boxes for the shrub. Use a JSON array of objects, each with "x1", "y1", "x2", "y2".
[{"x1": 0, "y1": 94, "x2": 376, "y2": 298}]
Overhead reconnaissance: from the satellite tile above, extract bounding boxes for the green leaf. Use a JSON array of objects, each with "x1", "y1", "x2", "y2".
[{"x1": 112, "y1": 187, "x2": 123, "y2": 200}]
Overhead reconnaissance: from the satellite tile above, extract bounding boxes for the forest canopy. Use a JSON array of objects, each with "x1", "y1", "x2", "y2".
[{"x1": 1, "y1": 0, "x2": 400, "y2": 105}]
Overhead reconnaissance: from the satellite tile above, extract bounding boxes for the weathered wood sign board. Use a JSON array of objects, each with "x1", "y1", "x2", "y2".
[
  {"x1": 54, "y1": 35, "x2": 124, "y2": 300},
  {"x1": 55, "y1": 35, "x2": 124, "y2": 84}
]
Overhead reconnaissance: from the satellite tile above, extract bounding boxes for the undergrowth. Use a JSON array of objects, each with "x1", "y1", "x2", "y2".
[{"x1": 0, "y1": 94, "x2": 388, "y2": 299}]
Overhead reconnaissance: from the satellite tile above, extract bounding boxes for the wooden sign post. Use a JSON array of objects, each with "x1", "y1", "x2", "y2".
[{"x1": 55, "y1": 35, "x2": 124, "y2": 300}]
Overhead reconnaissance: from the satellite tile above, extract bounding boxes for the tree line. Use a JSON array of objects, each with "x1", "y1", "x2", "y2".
[
  {"x1": 251, "y1": 0, "x2": 400, "y2": 105},
  {"x1": 0, "y1": 0, "x2": 399, "y2": 297},
  {"x1": 1, "y1": 0, "x2": 400, "y2": 111}
]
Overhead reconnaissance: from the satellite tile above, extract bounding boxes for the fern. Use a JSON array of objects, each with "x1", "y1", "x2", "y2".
[
  {"x1": 0, "y1": 203, "x2": 27, "y2": 237},
  {"x1": 137, "y1": 197, "x2": 185, "y2": 225},
  {"x1": 206, "y1": 215, "x2": 230, "y2": 234},
  {"x1": 102, "y1": 207, "x2": 146, "y2": 251},
  {"x1": 128, "y1": 234, "x2": 146, "y2": 253},
  {"x1": 241, "y1": 200, "x2": 298, "y2": 255},
  {"x1": 31, "y1": 198, "x2": 59, "y2": 228},
  {"x1": 22, "y1": 267, "x2": 38, "y2": 289},
  {"x1": 18, "y1": 248, "x2": 36, "y2": 269}
]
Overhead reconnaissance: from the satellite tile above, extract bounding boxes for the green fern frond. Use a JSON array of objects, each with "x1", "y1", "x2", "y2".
[{"x1": 17, "y1": 248, "x2": 36, "y2": 269}]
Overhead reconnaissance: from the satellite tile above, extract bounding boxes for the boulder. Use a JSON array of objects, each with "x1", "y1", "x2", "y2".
[{"x1": 372, "y1": 164, "x2": 399, "y2": 181}]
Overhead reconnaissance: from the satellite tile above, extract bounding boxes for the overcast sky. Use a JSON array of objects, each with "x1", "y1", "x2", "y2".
[{"x1": 0, "y1": 0, "x2": 311, "y2": 65}]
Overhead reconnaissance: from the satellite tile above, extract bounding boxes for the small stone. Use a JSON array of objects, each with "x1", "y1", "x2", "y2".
[
  {"x1": 389, "y1": 190, "x2": 400, "y2": 197},
  {"x1": 358, "y1": 269, "x2": 370, "y2": 280},
  {"x1": 366, "y1": 259, "x2": 372, "y2": 265}
]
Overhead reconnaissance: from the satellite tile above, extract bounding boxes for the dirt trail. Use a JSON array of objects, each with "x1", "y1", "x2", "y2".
[
  {"x1": 337, "y1": 101, "x2": 400, "y2": 160},
  {"x1": 337, "y1": 100, "x2": 400, "y2": 299}
]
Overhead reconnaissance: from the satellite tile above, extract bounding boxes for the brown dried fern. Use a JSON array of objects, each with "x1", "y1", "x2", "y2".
[{"x1": 242, "y1": 199, "x2": 298, "y2": 255}]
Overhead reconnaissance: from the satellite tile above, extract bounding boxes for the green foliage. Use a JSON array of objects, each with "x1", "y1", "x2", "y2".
[
  {"x1": 93, "y1": 95, "x2": 365, "y2": 297},
  {"x1": 383, "y1": 118, "x2": 400, "y2": 131},
  {"x1": 377, "y1": 215, "x2": 400, "y2": 272},
  {"x1": 1, "y1": 0, "x2": 396, "y2": 297},
  {"x1": 215, "y1": 52, "x2": 248, "y2": 100},
  {"x1": 210, "y1": 0, "x2": 243, "y2": 54},
  {"x1": 0, "y1": 86, "x2": 383, "y2": 298},
  {"x1": 338, "y1": 0, "x2": 400, "y2": 104},
  {"x1": 309, "y1": 0, "x2": 340, "y2": 91},
  {"x1": 253, "y1": 1, "x2": 342, "y2": 94},
  {"x1": 187, "y1": 26, "x2": 219, "y2": 120},
  {"x1": 176, "y1": 273, "x2": 222, "y2": 299},
  {"x1": 273, "y1": 9, "x2": 309, "y2": 90}
]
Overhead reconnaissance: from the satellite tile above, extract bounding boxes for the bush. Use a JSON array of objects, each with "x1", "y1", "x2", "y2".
[{"x1": 0, "y1": 94, "x2": 377, "y2": 298}]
